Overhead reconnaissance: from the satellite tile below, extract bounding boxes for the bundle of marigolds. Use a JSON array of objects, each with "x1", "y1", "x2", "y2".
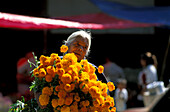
[{"x1": 9, "y1": 45, "x2": 116, "y2": 112}]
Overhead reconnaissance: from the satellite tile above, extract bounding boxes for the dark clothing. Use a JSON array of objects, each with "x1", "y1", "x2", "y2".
[{"x1": 88, "y1": 62, "x2": 108, "y2": 84}]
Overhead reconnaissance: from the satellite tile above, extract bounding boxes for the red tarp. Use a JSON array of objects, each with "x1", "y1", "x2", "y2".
[{"x1": 0, "y1": 12, "x2": 158, "y2": 30}]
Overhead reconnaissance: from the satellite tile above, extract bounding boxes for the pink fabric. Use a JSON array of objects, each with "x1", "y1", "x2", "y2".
[{"x1": 0, "y1": 12, "x2": 158, "y2": 30}]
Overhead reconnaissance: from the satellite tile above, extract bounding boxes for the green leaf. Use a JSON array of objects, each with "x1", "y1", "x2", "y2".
[{"x1": 21, "y1": 96, "x2": 25, "y2": 103}]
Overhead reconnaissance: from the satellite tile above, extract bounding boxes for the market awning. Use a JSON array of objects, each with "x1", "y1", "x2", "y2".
[
  {"x1": 90, "y1": 0, "x2": 170, "y2": 26},
  {"x1": 0, "y1": 12, "x2": 158, "y2": 30}
]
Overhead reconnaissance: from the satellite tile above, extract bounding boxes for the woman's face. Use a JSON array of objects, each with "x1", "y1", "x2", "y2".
[{"x1": 67, "y1": 37, "x2": 89, "y2": 62}]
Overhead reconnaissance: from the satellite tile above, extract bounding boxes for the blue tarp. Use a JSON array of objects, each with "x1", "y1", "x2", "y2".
[{"x1": 90, "y1": 0, "x2": 170, "y2": 26}]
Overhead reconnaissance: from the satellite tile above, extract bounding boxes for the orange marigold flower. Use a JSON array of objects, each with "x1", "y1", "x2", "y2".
[
  {"x1": 89, "y1": 73, "x2": 98, "y2": 81},
  {"x1": 106, "y1": 96, "x2": 115, "y2": 107},
  {"x1": 56, "y1": 68, "x2": 65, "y2": 78},
  {"x1": 46, "y1": 66, "x2": 55, "y2": 75},
  {"x1": 40, "y1": 55, "x2": 51, "y2": 66},
  {"x1": 50, "y1": 53, "x2": 61, "y2": 64},
  {"x1": 65, "y1": 96, "x2": 73, "y2": 105},
  {"x1": 74, "y1": 94, "x2": 80, "y2": 102},
  {"x1": 98, "y1": 65, "x2": 104, "y2": 74},
  {"x1": 103, "y1": 101, "x2": 111, "y2": 108},
  {"x1": 39, "y1": 68, "x2": 46, "y2": 78},
  {"x1": 93, "y1": 98, "x2": 100, "y2": 107},
  {"x1": 55, "y1": 85, "x2": 60, "y2": 92},
  {"x1": 58, "y1": 90, "x2": 67, "y2": 98},
  {"x1": 51, "y1": 99, "x2": 58, "y2": 108},
  {"x1": 80, "y1": 106, "x2": 88, "y2": 112},
  {"x1": 89, "y1": 86, "x2": 100, "y2": 98},
  {"x1": 111, "y1": 107, "x2": 116, "y2": 112},
  {"x1": 39, "y1": 94, "x2": 50, "y2": 106},
  {"x1": 42, "y1": 86, "x2": 53, "y2": 96},
  {"x1": 58, "y1": 97, "x2": 65, "y2": 106},
  {"x1": 79, "y1": 83, "x2": 89, "y2": 94},
  {"x1": 84, "y1": 100, "x2": 90, "y2": 107},
  {"x1": 107, "y1": 82, "x2": 115, "y2": 91},
  {"x1": 63, "y1": 53, "x2": 77, "y2": 65},
  {"x1": 73, "y1": 76, "x2": 79, "y2": 84},
  {"x1": 45, "y1": 75, "x2": 53, "y2": 82},
  {"x1": 64, "y1": 84, "x2": 72, "y2": 92},
  {"x1": 61, "y1": 106, "x2": 70, "y2": 112},
  {"x1": 39, "y1": 55, "x2": 46, "y2": 64},
  {"x1": 60, "y1": 45, "x2": 68, "y2": 53},
  {"x1": 33, "y1": 67, "x2": 39, "y2": 77},
  {"x1": 70, "y1": 102, "x2": 78, "y2": 112},
  {"x1": 61, "y1": 73, "x2": 72, "y2": 84},
  {"x1": 98, "y1": 96, "x2": 104, "y2": 104}
]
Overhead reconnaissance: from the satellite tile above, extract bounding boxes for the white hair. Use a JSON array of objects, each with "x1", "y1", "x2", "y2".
[{"x1": 65, "y1": 30, "x2": 91, "y2": 56}]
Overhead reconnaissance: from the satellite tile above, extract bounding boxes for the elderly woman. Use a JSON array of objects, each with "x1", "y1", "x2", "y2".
[
  {"x1": 64, "y1": 30, "x2": 107, "y2": 83},
  {"x1": 36, "y1": 30, "x2": 108, "y2": 109}
]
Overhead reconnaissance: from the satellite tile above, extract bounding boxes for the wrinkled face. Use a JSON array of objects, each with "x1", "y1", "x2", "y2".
[{"x1": 67, "y1": 37, "x2": 89, "y2": 62}]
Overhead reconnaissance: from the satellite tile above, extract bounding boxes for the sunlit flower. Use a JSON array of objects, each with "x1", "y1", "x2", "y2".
[
  {"x1": 107, "y1": 82, "x2": 115, "y2": 91},
  {"x1": 98, "y1": 65, "x2": 104, "y2": 74},
  {"x1": 60, "y1": 45, "x2": 68, "y2": 53}
]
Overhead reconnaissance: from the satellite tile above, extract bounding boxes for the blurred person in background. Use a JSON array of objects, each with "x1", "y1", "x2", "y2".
[
  {"x1": 137, "y1": 52, "x2": 158, "y2": 106},
  {"x1": 16, "y1": 52, "x2": 35, "y2": 101},
  {"x1": 103, "y1": 57, "x2": 125, "y2": 84},
  {"x1": 115, "y1": 78, "x2": 128, "y2": 112}
]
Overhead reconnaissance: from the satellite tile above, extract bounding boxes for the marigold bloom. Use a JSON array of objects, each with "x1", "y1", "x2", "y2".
[
  {"x1": 58, "y1": 90, "x2": 67, "y2": 98},
  {"x1": 40, "y1": 55, "x2": 51, "y2": 66},
  {"x1": 45, "y1": 75, "x2": 53, "y2": 82},
  {"x1": 50, "y1": 53, "x2": 61, "y2": 64},
  {"x1": 39, "y1": 55, "x2": 47, "y2": 64},
  {"x1": 73, "y1": 76, "x2": 79, "y2": 84},
  {"x1": 84, "y1": 100, "x2": 90, "y2": 107},
  {"x1": 80, "y1": 106, "x2": 88, "y2": 112},
  {"x1": 80, "y1": 83, "x2": 89, "y2": 94},
  {"x1": 111, "y1": 107, "x2": 116, "y2": 112},
  {"x1": 64, "y1": 84, "x2": 72, "y2": 92},
  {"x1": 70, "y1": 102, "x2": 78, "y2": 112},
  {"x1": 39, "y1": 68, "x2": 46, "y2": 77},
  {"x1": 107, "y1": 82, "x2": 115, "y2": 91},
  {"x1": 58, "y1": 97, "x2": 65, "y2": 106},
  {"x1": 51, "y1": 99, "x2": 58, "y2": 108},
  {"x1": 55, "y1": 85, "x2": 60, "y2": 92},
  {"x1": 61, "y1": 106, "x2": 70, "y2": 112},
  {"x1": 39, "y1": 94, "x2": 50, "y2": 106},
  {"x1": 65, "y1": 96, "x2": 73, "y2": 105},
  {"x1": 103, "y1": 101, "x2": 111, "y2": 108},
  {"x1": 46, "y1": 66, "x2": 55, "y2": 75},
  {"x1": 61, "y1": 73, "x2": 72, "y2": 84},
  {"x1": 89, "y1": 86, "x2": 100, "y2": 98},
  {"x1": 98, "y1": 95, "x2": 104, "y2": 104},
  {"x1": 60, "y1": 45, "x2": 68, "y2": 53},
  {"x1": 63, "y1": 53, "x2": 77, "y2": 65},
  {"x1": 98, "y1": 65, "x2": 104, "y2": 74},
  {"x1": 42, "y1": 86, "x2": 53, "y2": 96},
  {"x1": 106, "y1": 96, "x2": 115, "y2": 107},
  {"x1": 74, "y1": 94, "x2": 80, "y2": 102},
  {"x1": 56, "y1": 68, "x2": 65, "y2": 78},
  {"x1": 33, "y1": 67, "x2": 39, "y2": 77},
  {"x1": 93, "y1": 98, "x2": 100, "y2": 107}
]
